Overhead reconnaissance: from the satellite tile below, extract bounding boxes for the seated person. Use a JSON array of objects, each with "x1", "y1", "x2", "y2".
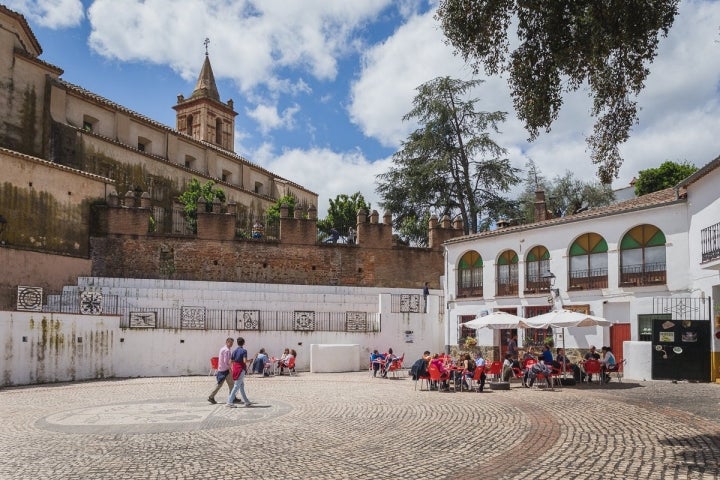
[
  {"x1": 409, "y1": 351, "x2": 431, "y2": 381},
  {"x1": 554, "y1": 347, "x2": 581, "y2": 380},
  {"x1": 430, "y1": 353, "x2": 451, "y2": 390},
  {"x1": 501, "y1": 353, "x2": 515, "y2": 382},
  {"x1": 370, "y1": 349, "x2": 386, "y2": 377},
  {"x1": 525, "y1": 361, "x2": 552, "y2": 388},
  {"x1": 581, "y1": 345, "x2": 601, "y2": 382},
  {"x1": 600, "y1": 346, "x2": 617, "y2": 383},
  {"x1": 279, "y1": 349, "x2": 296, "y2": 375},
  {"x1": 540, "y1": 345, "x2": 553, "y2": 365},
  {"x1": 459, "y1": 353, "x2": 475, "y2": 389},
  {"x1": 382, "y1": 348, "x2": 397, "y2": 377},
  {"x1": 251, "y1": 348, "x2": 268, "y2": 374}
]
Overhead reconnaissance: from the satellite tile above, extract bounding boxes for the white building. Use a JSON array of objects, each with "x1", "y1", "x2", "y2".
[{"x1": 443, "y1": 155, "x2": 720, "y2": 382}]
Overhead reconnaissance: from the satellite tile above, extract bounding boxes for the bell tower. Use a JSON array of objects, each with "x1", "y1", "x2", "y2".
[{"x1": 173, "y1": 39, "x2": 237, "y2": 151}]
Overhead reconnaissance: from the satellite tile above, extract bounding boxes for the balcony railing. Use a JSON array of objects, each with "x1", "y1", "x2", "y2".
[
  {"x1": 457, "y1": 285, "x2": 483, "y2": 298},
  {"x1": 701, "y1": 221, "x2": 720, "y2": 263},
  {"x1": 620, "y1": 262, "x2": 666, "y2": 286},
  {"x1": 524, "y1": 275, "x2": 551, "y2": 294},
  {"x1": 567, "y1": 268, "x2": 609, "y2": 290},
  {"x1": 496, "y1": 282, "x2": 519, "y2": 296}
]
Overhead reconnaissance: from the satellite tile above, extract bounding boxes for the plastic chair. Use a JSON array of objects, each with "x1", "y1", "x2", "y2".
[
  {"x1": 209, "y1": 356, "x2": 219, "y2": 375},
  {"x1": 388, "y1": 354, "x2": 405, "y2": 378},
  {"x1": 427, "y1": 364, "x2": 449, "y2": 391},
  {"x1": 469, "y1": 366, "x2": 486, "y2": 392},
  {"x1": 286, "y1": 356, "x2": 296, "y2": 376},
  {"x1": 486, "y1": 361, "x2": 502, "y2": 381},
  {"x1": 606, "y1": 358, "x2": 625, "y2": 382},
  {"x1": 583, "y1": 359, "x2": 602, "y2": 385}
]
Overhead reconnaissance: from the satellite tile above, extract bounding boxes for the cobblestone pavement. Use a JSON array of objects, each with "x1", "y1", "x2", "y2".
[{"x1": 0, "y1": 373, "x2": 719, "y2": 479}]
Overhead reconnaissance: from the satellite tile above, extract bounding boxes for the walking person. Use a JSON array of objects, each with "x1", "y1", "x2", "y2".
[
  {"x1": 208, "y1": 337, "x2": 234, "y2": 404},
  {"x1": 226, "y1": 337, "x2": 253, "y2": 408}
]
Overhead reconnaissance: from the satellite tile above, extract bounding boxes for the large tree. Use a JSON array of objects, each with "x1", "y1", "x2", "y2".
[
  {"x1": 436, "y1": 0, "x2": 680, "y2": 183},
  {"x1": 317, "y1": 192, "x2": 371, "y2": 238},
  {"x1": 377, "y1": 76, "x2": 520, "y2": 237},
  {"x1": 634, "y1": 160, "x2": 697, "y2": 196}
]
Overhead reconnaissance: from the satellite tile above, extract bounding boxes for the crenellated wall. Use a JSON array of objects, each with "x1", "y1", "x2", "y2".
[{"x1": 89, "y1": 198, "x2": 465, "y2": 289}]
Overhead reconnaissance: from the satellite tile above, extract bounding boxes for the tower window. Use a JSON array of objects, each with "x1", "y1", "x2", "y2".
[
  {"x1": 215, "y1": 118, "x2": 222, "y2": 144},
  {"x1": 187, "y1": 114, "x2": 194, "y2": 136}
]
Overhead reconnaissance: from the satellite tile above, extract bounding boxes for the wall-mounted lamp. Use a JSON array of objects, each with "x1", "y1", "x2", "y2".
[{"x1": 541, "y1": 271, "x2": 556, "y2": 286}]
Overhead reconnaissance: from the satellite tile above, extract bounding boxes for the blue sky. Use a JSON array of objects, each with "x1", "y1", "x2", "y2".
[{"x1": 8, "y1": 0, "x2": 720, "y2": 217}]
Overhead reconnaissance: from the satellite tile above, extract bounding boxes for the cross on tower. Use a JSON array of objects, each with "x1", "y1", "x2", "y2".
[{"x1": 204, "y1": 37, "x2": 210, "y2": 55}]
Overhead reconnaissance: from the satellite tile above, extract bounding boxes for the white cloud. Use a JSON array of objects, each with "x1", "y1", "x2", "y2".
[
  {"x1": 5, "y1": 0, "x2": 84, "y2": 29},
  {"x1": 246, "y1": 103, "x2": 300, "y2": 135},
  {"x1": 251, "y1": 146, "x2": 393, "y2": 217},
  {"x1": 86, "y1": 0, "x2": 392, "y2": 90}
]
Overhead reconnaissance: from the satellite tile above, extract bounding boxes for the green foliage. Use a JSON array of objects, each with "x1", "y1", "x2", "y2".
[
  {"x1": 514, "y1": 160, "x2": 615, "y2": 223},
  {"x1": 265, "y1": 194, "x2": 297, "y2": 223},
  {"x1": 436, "y1": 0, "x2": 680, "y2": 183},
  {"x1": 377, "y1": 76, "x2": 520, "y2": 236},
  {"x1": 178, "y1": 179, "x2": 225, "y2": 233},
  {"x1": 634, "y1": 160, "x2": 698, "y2": 196},
  {"x1": 317, "y1": 192, "x2": 370, "y2": 238}
]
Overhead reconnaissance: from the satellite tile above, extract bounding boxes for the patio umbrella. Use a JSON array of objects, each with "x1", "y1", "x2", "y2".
[{"x1": 464, "y1": 310, "x2": 533, "y2": 330}]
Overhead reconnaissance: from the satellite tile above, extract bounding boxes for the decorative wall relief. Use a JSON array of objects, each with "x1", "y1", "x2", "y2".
[
  {"x1": 17, "y1": 286, "x2": 43, "y2": 311},
  {"x1": 129, "y1": 312, "x2": 157, "y2": 328},
  {"x1": 345, "y1": 311, "x2": 368, "y2": 331},
  {"x1": 80, "y1": 289, "x2": 103, "y2": 315},
  {"x1": 181, "y1": 306, "x2": 206, "y2": 329},
  {"x1": 294, "y1": 311, "x2": 315, "y2": 331},
  {"x1": 399, "y1": 294, "x2": 421, "y2": 313},
  {"x1": 236, "y1": 310, "x2": 260, "y2": 330}
]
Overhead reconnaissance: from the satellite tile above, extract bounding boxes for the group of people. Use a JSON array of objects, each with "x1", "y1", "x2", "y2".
[
  {"x1": 370, "y1": 348, "x2": 400, "y2": 377},
  {"x1": 409, "y1": 351, "x2": 487, "y2": 392},
  {"x1": 248, "y1": 347, "x2": 297, "y2": 376},
  {"x1": 500, "y1": 343, "x2": 618, "y2": 386},
  {"x1": 208, "y1": 338, "x2": 297, "y2": 408}
]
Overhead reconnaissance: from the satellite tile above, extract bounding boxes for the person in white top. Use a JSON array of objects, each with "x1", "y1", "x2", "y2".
[
  {"x1": 600, "y1": 346, "x2": 617, "y2": 383},
  {"x1": 208, "y1": 337, "x2": 234, "y2": 404}
]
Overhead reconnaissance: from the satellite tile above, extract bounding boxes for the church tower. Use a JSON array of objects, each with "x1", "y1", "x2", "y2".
[{"x1": 173, "y1": 43, "x2": 237, "y2": 151}]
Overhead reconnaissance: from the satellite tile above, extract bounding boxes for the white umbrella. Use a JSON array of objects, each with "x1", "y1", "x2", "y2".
[
  {"x1": 524, "y1": 309, "x2": 612, "y2": 378},
  {"x1": 464, "y1": 310, "x2": 533, "y2": 330},
  {"x1": 523, "y1": 309, "x2": 612, "y2": 329}
]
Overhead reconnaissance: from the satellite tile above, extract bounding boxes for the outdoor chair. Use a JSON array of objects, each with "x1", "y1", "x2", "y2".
[
  {"x1": 605, "y1": 358, "x2": 625, "y2": 383},
  {"x1": 209, "y1": 356, "x2": 219, "y2": 376},
  {"x1": 583, "y1": 359, "x2": 603, "y2": 385},
  {"x1": 387, "y1": 354, "x2": 405, "y2": 378}
]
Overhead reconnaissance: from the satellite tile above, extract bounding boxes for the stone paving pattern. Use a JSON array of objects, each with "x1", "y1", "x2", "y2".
[{"x1": 0, "y1": 372, "x2": 719, "y2": 479}]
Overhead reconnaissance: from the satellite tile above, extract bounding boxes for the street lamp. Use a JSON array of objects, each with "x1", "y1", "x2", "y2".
[{"x1": 542, "y1": 271, "x2": 560, "y2": 309}]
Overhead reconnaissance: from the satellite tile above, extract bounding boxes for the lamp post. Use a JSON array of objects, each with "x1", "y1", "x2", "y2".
[{"x1": 542, "y1": 271, "x2": 560, "y2": 309}]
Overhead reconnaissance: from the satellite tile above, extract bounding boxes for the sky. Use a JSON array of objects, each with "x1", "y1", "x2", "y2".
[{"x1": 8, "y1": 0, "x2": 720, "y2": 217}]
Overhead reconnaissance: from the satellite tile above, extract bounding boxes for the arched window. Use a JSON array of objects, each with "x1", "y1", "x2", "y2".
[
  {"x1": 186, "y1": 114, "x2": 193, "y2": 136},
  {"x1": 620, "y1": 224, "x2": 666, "y2": 286},
  {"x1": 215, "y1": 118, "x2": 222, "y2": 144},
  {"x1": 496, "y1": 250, "x2": 519, "y2": 296},
  {"x1": 568, "y1": 233, "x2": 608, "y2": 290},
  {"x1": 525, "y1": 246, "x2": 550, "y2": 294},
  {"x1": 457, "y1": 251, "x2": 483, "y2": 298}
]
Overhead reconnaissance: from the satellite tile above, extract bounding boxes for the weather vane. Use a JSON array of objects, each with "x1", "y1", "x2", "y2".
[{"x1": 204, "y1": 37, "x2": 210, "y2": 56}]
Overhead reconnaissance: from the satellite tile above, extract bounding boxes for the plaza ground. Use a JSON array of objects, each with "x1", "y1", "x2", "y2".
[{"x1": 0, "y1": 372, "x2": 718, "y2": 479}]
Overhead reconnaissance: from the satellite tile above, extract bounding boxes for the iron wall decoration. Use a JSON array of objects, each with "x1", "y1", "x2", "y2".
[
  {"x1": 294, "y1": 311, "x2": 315, "y2": 331},
  {"x1": 17, "y1": 286, "x2": 43, "y2": 311},
  {"x1": 80, "y1": 289, "x2": 103, "y2": 315},
  {"x1": 129, "y1": 312, "x2": 157, "y2": 328},
  {"x1": 236, "y1": 310, "x2": 260, "y2": 330},
  {"x1": 399, "y1": 294, "x2": 421, "y2": 313},
  {"x1": 181, "y1": 306, "x2": 206, "y2": 329},
  {"x1": 345, "y1": 311, "x2": 368, "y2": 331}
]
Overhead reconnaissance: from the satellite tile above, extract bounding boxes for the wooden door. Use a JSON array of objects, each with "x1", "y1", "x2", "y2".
[{"x1": 610, "y1": 323, "x2": 631, "y2": 361}]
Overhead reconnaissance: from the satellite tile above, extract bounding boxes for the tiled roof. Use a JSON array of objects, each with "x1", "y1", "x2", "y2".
[
  {"x1": 14, "y1": 48, "x2": 63, "y2": 74},
  {"x1": 675, "y1": 154, "x2": 720, "y2": 189},
  {"x1": 50, "y1": 78, "x2": 317, "y2": 196},
  {"x1": 445, "y1": 187, "x2": 683, "y2": 245},
  {"x1": 0, "y1": 146, "x2": 113, "y2": 183},
  {"x1": 0, "y1": 5, "x2": 42, "y2": 55}
]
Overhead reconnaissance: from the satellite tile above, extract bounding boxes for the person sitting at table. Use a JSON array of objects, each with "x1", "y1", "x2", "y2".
[
  {"x1": 430, "y1": 353, "x2": 450, "y2": 391},
  {"x1": 501, "y1": 353, "x2": 515, "y2": 382},
  {"x1": 540, "y1": 344, "x2": 553, "y2": 365},
  {"x1": 278, "y1": 349, "x2": 296, "y2": 375},
  {"x1": 456, "y1": 353, "x2": 475, "y2": 390},
  {"x1": 581, "y1": 345, "x2": 601, "y2": 382},
  {"x1": 370, "y1": 349, "x2": 386, "y2": 377},
  {"x1": 600, "y1": 346, "x2": 617, "y2": 383},
  {"x1": 554, "y1": 347, "x2": 581, "y2": 381},
  {"x1": 251, "y1": 348, "x2": 269, "y2": 375},
  {"x1": 382, "y1": 348, "x2": 398, "y2": 378},
  {"x1": 525, "y1": 361, "x2": 552, "y2": 388}
]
